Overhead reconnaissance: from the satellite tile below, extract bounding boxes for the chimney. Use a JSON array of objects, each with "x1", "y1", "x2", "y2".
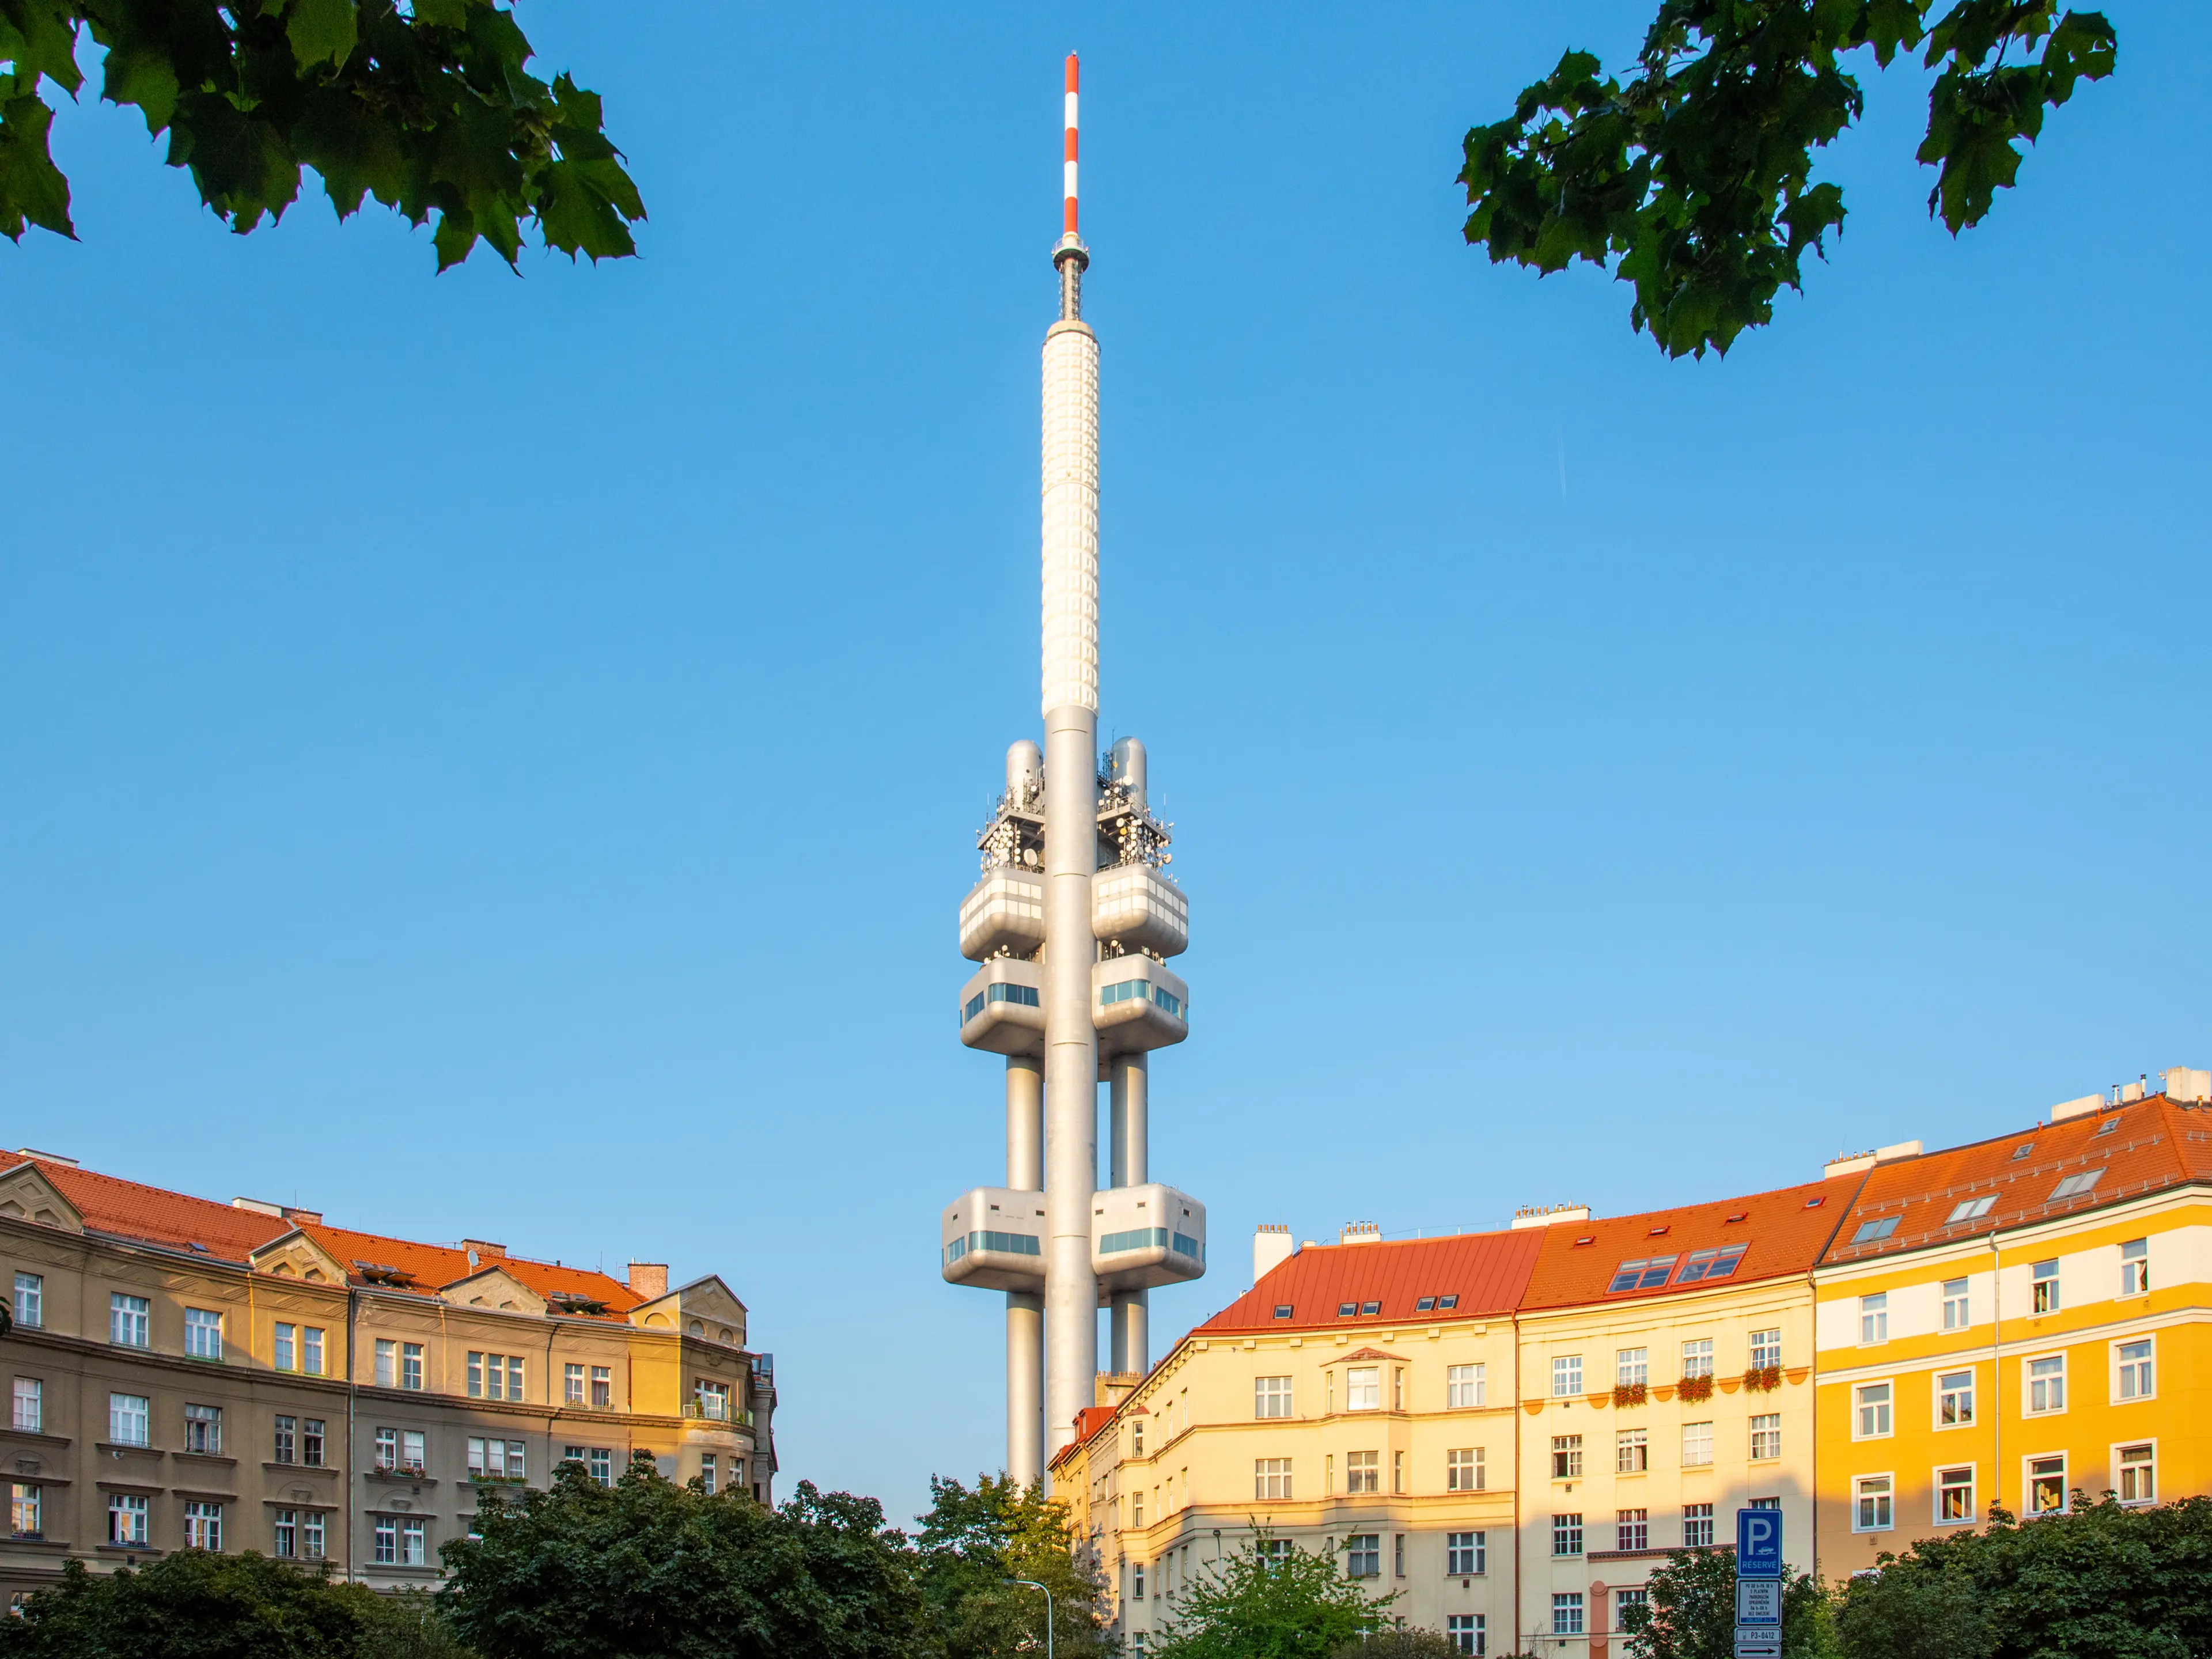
[
  {"x1": 627, "y1": 1262, "x2": 668, "y2": 1300},
  {"x1": 1252, "y1": 1224, "x2": 1294, "y2": 1286},
  {"x1": 461, "y1": 1238, "x2": 506, "y2": 1260},
  {"x1": 2162, "y1": 1067, "x2": 2210, "y2": 1104},
  {"x1": 1510, "y1": 1204, "x2": 1592, "y2": 1230},
  {"x1": 1339, "y1": 1222, "x2": 1382, "y2": 1246},
  {"x1": 2051, "y1": 1093, "x2": 2102, "y2": 1123},
  {"x1": 283, "y1": 1207, "x2": 323, "y2": 1226}
]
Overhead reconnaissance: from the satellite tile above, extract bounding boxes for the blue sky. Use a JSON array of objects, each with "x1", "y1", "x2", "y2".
[{"x1": 3, "y1": 2, "x2": 2205, "y2": 1525}]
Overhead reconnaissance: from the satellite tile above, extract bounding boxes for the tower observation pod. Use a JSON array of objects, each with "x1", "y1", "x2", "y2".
[{"x1": 938, "y1": 55, "x2": 1206, "y2": 1489}]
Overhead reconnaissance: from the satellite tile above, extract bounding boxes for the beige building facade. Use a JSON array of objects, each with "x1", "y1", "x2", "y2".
[{"x1": 0, "y1": 1152, "x2": 775, "y2": 1602}]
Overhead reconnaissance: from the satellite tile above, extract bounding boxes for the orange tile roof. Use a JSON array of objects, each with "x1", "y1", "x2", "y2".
[
  {"x1": 1050, "y1": 1405, "x2": 1120, "y2": 1469},
  {"x1": 14, "y1": 1154, "x2": 636, "y2": 1319},
  {"x1": 1520, "y1": 1173, "x2": 1865, "y2": 1312},
  {"x1": 1822, "y1": 1093, "x2": 2212, "y2": 1266},
  {"x1": 1198, "y1": 1227, "x2": 1543, "y2": 1336}
]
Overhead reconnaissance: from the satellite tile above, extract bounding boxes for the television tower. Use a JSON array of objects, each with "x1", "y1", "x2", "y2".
[{"x1": 939, "y1": 55, "x2": 1207, "y2": 1487}]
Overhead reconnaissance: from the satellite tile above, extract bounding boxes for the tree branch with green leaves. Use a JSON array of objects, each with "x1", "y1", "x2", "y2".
[
  {"x1": 0, "y1": 0, "x2": 643, "y2": 269},
  {"x1": 1459, "y1": 0, "x2": 2116, "y2": 358}
]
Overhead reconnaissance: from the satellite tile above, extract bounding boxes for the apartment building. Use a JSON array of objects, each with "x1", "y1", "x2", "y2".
[
  {"x1": 1054, "y1": 1227, "x2": 1541, "y2": 1657},
  {"x1": 0, "y1": 1151, "x2": 775, "y2": 1603},
  {"x1": 1513, "y1": 1177, "x2": 1857, "y2": 1658},
  {"x1": 1813, "y1": 1084, "x2": 2211, "y2": 1574}
]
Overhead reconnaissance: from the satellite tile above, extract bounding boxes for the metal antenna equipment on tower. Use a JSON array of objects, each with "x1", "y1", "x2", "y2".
[{"x1": 936, "y1": 56, "x2": 1207, "y2": 1488}]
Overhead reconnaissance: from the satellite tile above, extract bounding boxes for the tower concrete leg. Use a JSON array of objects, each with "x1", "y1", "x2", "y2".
[
  {"x1": 1005, "y1": 1055, "x2": 1044, "y2": 1484},
  {"x1": 1042, "y1": 708, "x2": 1100, "y2": 1470}
]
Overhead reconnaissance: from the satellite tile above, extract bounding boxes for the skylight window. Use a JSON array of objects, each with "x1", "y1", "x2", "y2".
[
  {"x1": 1415, "y1": 1296, "x2": 1435, "y2": 1311},
  {"x1": 1849, "y1": 1217, "x2": 1901, "y2": 1245},
  {"x1": 1338, "y1": 1303, "x2": 1357, "y2": 1317},
  {"x1": 2051, "y1": 1169, "x2": 2104, "y2": 1200},
  {"x1": 1437, "y1": 1294, "x2": 1458, "y2": 1309},
  {"x1": 2095, "y1": 1118, "x2": 2119, "y2": 1137},
  {"x1": 2011, "y1": 1143, "x2": 2033, "y2": 1160},
  {"x1": 1573, "y1": 1236, "x2": 1596, "y2": 1246},
  {"x1": 1804, "y1": 1196, "x2": 1825, "y2": 1209},
  {"x1": 1724, "y1": 1213, "x2": 1749, "y2": 1224},
  {"x1": 1606, "y1": 1256, "x2": 1677, "y2": 1293},
  {"x1": 1646, "y1": 1225, "x2": 1671, "y2": 1237},
  {"x1": 1273, "y1": 1304, "x2": 1293, "y2": 1320},
  {"x1": 1675, "y1": 1245, "x2": 1746, "y2": 1284},
  {"x1": 1944, "y1": 1195, "x2": 1997, "y2": 1224},
  {"x1": 1359, "y1": 1300, "x2": 1381, "y2": 1315}
]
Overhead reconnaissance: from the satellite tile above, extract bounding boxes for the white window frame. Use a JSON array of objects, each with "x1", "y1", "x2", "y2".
[
  {"x1": 1853, "y1": 1379, "x2": 1895, "y2": 1439},
  {"x1": 590, "y1": 1364, "x2": 613, "y2": 1407},
  {"x1": 1936, "y1": 1368, "x2": 1976, "y2": 1429},
  {"x1": 1254, "y1": 1457, "x2": 1293, "y2": 1500},
  {"x1": 108, "y1": 1492, "x2": 150, "y2": 1545},
  {"x1": 1616, "y1": 1427, "x2": 1647, "y2": 1473},
  {"x1": 1446, "y1": 1531, "x2": 1486, "y2": 1575},
  {"x1": 1749, "y1": 1412, "x2": 1781, "y2": 1461},
  {"x1": 109, "y1": 1293, "x2": 150, "y2": 1349},
  {"x1": 108, "y1": 1392, "x2": 149, "y2": 1446},
  {"x1": 2031, "y1": 1259, "x2": 2060, "y2": 1314},
  {"x1": 1933, "y1": 1463, "x2": 1976, "y2": 1525},
  {"x1": 1551, "y1": 1513, "x2": 1583, "y2": 1558},
  {"x1": 1748, "y1": 1328, "x2": 1781, "y2": 1370},
  {"x1": 565, "y1": 1362, "x2": 586, "y2": 1404},
  {"x1": 1446, "y1": 1363, "x2": 1485, "y2": 1408},
  {"x1": 10, "y1": 1378, "x2": 40, "y2": 1434},
  {"x1": 1344, "y1": 1366, "x2": 1380, "y2": 1411},
  {"x1": 2113, "y1": 1439, "x2": 2156, "y2": 1505},
  {"x1": 1616, "y1": 1347, "x2": 1649, "y2": 1388},
  {"x1": 2024, "y1": 1353, "x2": 2066, "y2": 1416},
  {"x1": 1345, "y1": 1450, "x2": 1379, "y2": 1494},
  {"x1": 1851, "y1": 1472, "x2": 1894, "y2": 1533},
  {"x1": 1858, "y1": 1293, "x2": 1888, "y2": 1344},
  {"x1": 1552, "y1": 1593, "x2": 1584, "y2": 1637},
  {"x1": 1680, "y1": 1421, "x2": 1714, "y2": 1468},
  {"x1": 1681, "y1": 1503, "x2": 1714, "y2": 1547},
  {"x1": 1551, "y1": 1434, "x2": 1582, "y2": 1480},
  {"x1": 2119, "y1": 1238, "x2": 2148, "y2": 1297},
  {"x1": 1941, "y1": 1278, "x2": 1969, "y2": 1330},
  {"x1": 184, "y1": 1307, "x2": 222, "y2": 1361},
  {"x1": 376, "y1": 1339, "x2": 397, "y2": 1387},
  {"x1": 183, "y1": 1499, "x2": 223, "y2": 1551},
  {"x1": 1680, "y1": 1338, "x2": 1714, "y2": 1379},
  {"x1": 2112, "y1": 1336, "x2": 2153, "y2": 1403},
  {"x1": 1552, "y1": 1355, "x2": 1582, "y2": 1397},
  {"x1": 2022, "y1": 1452, "x2": 2067, "y2": 1517},
  {"x1": 1447, "y1": 1448, "x2": 1484, "y2": 1491},
  {"x1": 1255, "y1": 1375, "x2": 1293, "y2": 1419},
  {"x1": 274, "y1": 1323, "x2": 296, "y2": 1372},
  {"x1": 302, "y1": 1327, "x2": 325, "y2": 1375},
  {"x1": 1447, "y1": 1612, "x2": 1486, "y2": 1656},
  {"x1": 12, "y1": 1273, "x2": 40, "y2": 1329}
]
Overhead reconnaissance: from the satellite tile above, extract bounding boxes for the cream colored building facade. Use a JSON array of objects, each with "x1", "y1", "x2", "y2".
[{"x1": 0, "y1": 1153, "x2": 775, "y2": 1602}]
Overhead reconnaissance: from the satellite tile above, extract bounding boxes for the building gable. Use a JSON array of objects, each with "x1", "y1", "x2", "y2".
[
  {"x1": 440, "y1": 1264, "x2": 548, "y2": 1316},
  {"x1": 249, "y1": 1228, "x2": 351, "y2": 1285},
  {"x1": 0, "y1": 1164, "x2": 85, "y2": 1234}
]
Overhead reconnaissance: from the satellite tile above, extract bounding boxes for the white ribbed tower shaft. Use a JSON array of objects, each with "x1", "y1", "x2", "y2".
[{"x1": 1040, "y1": 243, "x2": 1100, "y2": 1468}]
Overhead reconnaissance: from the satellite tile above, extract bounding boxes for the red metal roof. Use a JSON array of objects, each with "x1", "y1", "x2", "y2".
[
  {"x1": 1520, "y1": 1173, "x2": 1865, "y2": 1311},
  {"x1": 1198, "y1": 1227, "x2": 1543, "y2": 1336},
  {"x1": 1822, "y1": 1093, "x2": 2211, "y2": 1266}
]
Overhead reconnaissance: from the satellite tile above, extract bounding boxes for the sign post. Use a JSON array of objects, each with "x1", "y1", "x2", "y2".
[{"x1": 1732, "y1": 1508, "x2": 1782, "y2": 1659}]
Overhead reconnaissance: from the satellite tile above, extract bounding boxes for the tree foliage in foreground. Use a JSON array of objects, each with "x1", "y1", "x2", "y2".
[
  {"x1": 1150, "y1": 1533, "x2": 1395, "y2": 1659},
  {"x1": 0, "y1": 1551, "x2": 475, "y2": 1659},
  {"x1": 0, "y1": 0, "x2": 642, "y2": 267},
  {"x1": 1835, "y1": 1494, "x2": 2212, "y2": 1659},
  {"x1": 1460, "y1": 0, "x2": 2116, "y2": 357},
  {"x1": 915, "y1": 1473, "x2": 1112, "y2": 1659},
  {"x1": 1619, "y1": 1547, "x2": 1836, "y2": 1659},
  {"x1": 437, "y1": 1457, "x2": 919, "y2": 1659}
]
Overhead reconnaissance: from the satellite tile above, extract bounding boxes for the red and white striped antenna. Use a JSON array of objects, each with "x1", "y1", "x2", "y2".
[
  {"x1": 1053, "y1": 54, "x2": 1088, "y2": 319},
  {"x1": 1062, "y1": 54, "x2": 1080, "y2": 237}
]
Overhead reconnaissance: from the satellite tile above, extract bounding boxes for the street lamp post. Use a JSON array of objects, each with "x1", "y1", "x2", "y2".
[{"x1": 1005, "y1": 1577, "x2": 1054, "y2": 1659}]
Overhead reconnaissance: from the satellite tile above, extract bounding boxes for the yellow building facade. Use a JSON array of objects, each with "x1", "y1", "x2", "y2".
[{"x1": 1813, "y1": 1089, "x2": 2211, "y2": 1575}]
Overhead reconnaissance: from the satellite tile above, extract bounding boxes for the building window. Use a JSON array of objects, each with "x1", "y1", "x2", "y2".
[
  {"x1": 1346, "y1": 1534, "x2": 1380, "y2": 1578},
  {"x1": 1446, "y1": 1531, "x2": 1485, "y2": 1575},
  {"x1": 468, "y1": 1437, "x2": 527, "y2": 1481},
  {"x1": 1255, "y1": 1376, "x2": 1293, "y2": 1419},
  {"x1": 1552, "y1": 1355, "x2": 1582, "y2": 1397},
  {"x1": 1937, "y1": 1467, "x2": 1975, "y2": 1523},
  {"x1": 1616, "y1": 1348, "x2": 1648, "y2": 1388},
  {"x1": 1132, "y1": 1559, "x2": 1146, "y2": 1599},
  {"x1": 184, "y1": 1308, "x2": 222, "y2": 1360},
  {"x1": 1552, "y1": 1513, "x2": 1583, "y2": 1556},
  {"x1": 1552, "y1": 1593, "x2": 1585, "y2": 1637},
  {"x1": 1616, "y1": 1508, "x2": 1648, "y2": 1551},
  {"x1": 1447, "y1": 1448, "x2": 1484, "y2": 1491},
  {"x1": 302, "y1": 1419, "x2": 325, "y2": 1467},
  {"x1": 274, "y1": 1509, "x2": 298, "y2": 1558},
  {"x1": 183, "y1": 1501, "x2": 223, "y2": 1551},
  {"x1": 590, "y1": 1448, "x2": 612, "y2": 1485},
  {"x1": 274, "y1": 1416, "x2": 296, "y2": 1464},
  {"x1": 1131, "y1": 1490, "x2": 1145, "y2": 1528},
  {"x1": 1944, "y1": 1196, "x2": 1995, "y2": 1224},
  {"x1": 1393, "y1": 1449, "x2": 1405, "y2": 1493},
  {"x1": 108, "y1": 1392, "x2": 149, "y2": 1446},
  {"x1": 2026, "y1": 1455, "x2": 2066, "y2": 1515},
  {"x1": 1938, "y1": 1370, "x2": 1975, "y2": 1426},
  {"x1": 1855, "y1": 1382, "x2": 1893, "y2": 1437},
  {"x1": 1849, "y1": 1217, "x2": 1900, "y2": 1245},
  {"x1": 695, "y1": 1379, "x2": 733, "y2": 1421},
  {"x1": 468, "y1": 1353, "x2": 525, "y2": 1402},
  {"x1": 1749, "y1": 1496, "x2": 1780, "y2": 1510},
  {"x1": 274, "y1": 1323, "x2": 296, "y2": 1371},
  {"x1": 109, "y1": 1493, "x2": 149, "y2": 1546},
  {"x1": 584, "y1": 1363, "x2": 611, "y2": 1406},
  {"x1": 1859, "y1": 1293, "x2": 1888, "y2": 1344},
  {"x1": 304, "y1": 1512, "x2": 327, "y2": 1558},
  {"x1": 1942, "y1": 1279, "x2": 1969, "y2": 1330},
  {"x1": 402, "y1": 1517, "x2": 427, "y2": 1564},
  {"x1": 375, "y1": 1339, "x2": 395, "y2": 1387},
  {"x1": 401, "y1": 1343, "x2": 424, "y2": 1390},
  {"x1": 12, "y1": 1274, "x2": 40, "y2": 1329},
  {"x1": 374, "y1": 1517, "x2": 397, "y2": 1565},
  {"x1": 1346, "y1": 1451, "x2": 1379, "y2": 1494},
  {"x1": 1447, "y1": 1613, "x2": 1486, "y2": 1655},
  {"x1": 183, "y1": 1403, "x2": 222, "y2": 1455},
  {"x1": 303, "y1": 1327, "x2": 325, "y2": 1375},
  {"x1": 2031, "y1": 1260, "x2": 2059, "y2": 1314},
  {"x1": 2117, "y1": 1444, "x2": 2154, "y2": 1504},
  {"x1": 565, "y1": 1363, "x2": 586, "y2": 1404},
  {"x1": 110, "y1": 1293, "x2": 150, "y2": 1348},
  {"x1": 1750, "y1": 1414, "x2": 1781, "y2": 1461},
  {"x1": 1853, "y1": 1477, "x2": 1893, "y2": 1532},
  {"x1": 10, "y1": 1378, "x2": 39, "y2": 1434},
  {"x1": 1345, "y1": 1366, "x2": 1380, "y2": 1411},
  {"x1": 1607, "y1": 1257, "x2": 1675, "y2": 1292},
  {"x1": 2120, "y1": 1239, "x2": 2148, "y2": 1297},
  {"x1": 1681, "y1": 1422, "x2": 1713, "y2": 1467},
  {"x1": 2116, "y1": 1339, "x2": 2153, "y2": 1401},
  {"x1": 1446, "y1": 1363, "x2": 1485, "y2": 1408},
  {"x1": 1680, "y1": 1338, "x2": 1714, "y2": 1380},
  {"x1": 1616, "y1": 1588, "x2": 1649, "y2": 1626},
  {"x1": 700, "y1": 1453, "x2": 717, "y2": 1495},
  {"x1": 1395, "y1": 1532, "x2": 1406, "y2": 1577},
  {"x1": 1255, "y1": 1457, "x2": 1292, "y2": 1500},
  {"x1": 1130, "y1": 1419, "x2": 1145, "y2": 1457},
  {"x1": 1749, "y1": 1328, "x2": 1781, "y2": 1371},
  {"x1": 1551, "y1": 1435, "x2": 1583, "y2": 1479},
  {"x1": 9, "y1": 1484, "x2": 39, "y2": 1539},
  {"x1": 1683, "y1": 1503, "x2": 1714, "y2": 1547},
  {"x1": 2027, "y1": 1355, "x2": 2065, "y2": 1414},
  {"x1": 2050, "y1": 1169, "x2": 2103, "y2": 1201},
  {"x1": 1676, "y1": 1245, "x2": 1745, "y2": 1283}
]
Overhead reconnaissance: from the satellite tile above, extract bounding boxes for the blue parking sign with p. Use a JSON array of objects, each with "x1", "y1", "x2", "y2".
[{"x1": 1736, "y1": 1509, "x2": 1782, "y2": 1578}]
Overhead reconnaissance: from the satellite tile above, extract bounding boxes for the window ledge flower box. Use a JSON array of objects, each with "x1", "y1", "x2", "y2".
[
  {"x1": 1676, "y1": 1373, "x2": 1715, "y2": 1403},
  {"x1": 1612, "y1": 1382, "x2": 1648, "y2": 1408},
  {"x1": 1742, "y1": 1365, "x2": 1782, "y2": 1393}
]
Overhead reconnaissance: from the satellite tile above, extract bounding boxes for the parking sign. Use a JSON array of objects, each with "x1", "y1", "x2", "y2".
[{"x1": 1736, "y1": 1508, "x2": 1782, "y2": 1578}]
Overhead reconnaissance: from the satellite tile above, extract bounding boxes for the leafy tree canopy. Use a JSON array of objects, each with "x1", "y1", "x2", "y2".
[
  {"x1": 437, "y1": 1456, "x2": 920, "y2": 1659},
  {"x1": 1150, "y1": 1533, "x2": 1395, "y2": 1659},
  {"x1": 1619, "y1": 1546, "x2": 1836, "y2": 1659},
  {"x1": 0, "y1": 0, "x2": 642, "y2": 268},
  {"x1": 914, "y1": 1472, "x2": 1111, "y2": 1659},
  {"x1": 0, "y1": 1550, "x2": 472, "y2": 1659},
  {"x1": 1460, "y1": 0, "x2": 2116, "y2": 357},
  {"x1": 1836, "y1": 1494, "x2": 2212, "y2": 1659}
]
